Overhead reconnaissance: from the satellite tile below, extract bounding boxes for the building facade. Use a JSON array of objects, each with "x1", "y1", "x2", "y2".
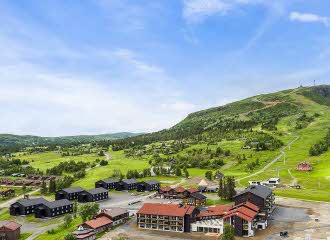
[
  {"x1": 35, "y1": 199, "x2": 73, "y2": 218},
  {"x1": 96, "y1": 208, "x2": 129, "y2": 226},
  {"x1": 136, "y1": 180, "x2": 160, "y2": 192},
  {"x1": 115, "y1": 179, "x2": 138, "y2": 191},
  {"x1": 10, "y1": 198, "x2": 48, "y2": 216},
  {"x1": 95, "y1": 178, "x2": 118, "y2": 190},
  {"x1": 137, "y1": 203, "x2": 198, "y2": 233},
  {"x1": 78, "y1": 188, "x2": 109, "y2": 203},
  {"x1": 55, "y1": 187, "x2": 85, "y2": 201},
  {"x1": 0, "y1": 221, "x2": 21, "y2": 240}
]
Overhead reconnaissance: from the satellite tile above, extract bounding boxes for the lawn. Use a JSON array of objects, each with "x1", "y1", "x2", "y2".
[
  {"x1": 18, "y1": 152, "x2": 101, "y2": 171},
  {"x1": 34, "y1": 216, "x2": 83, "y2": 240},
  {"x1": 72, "y1": 150, "x2": 150, "y2": 189}
]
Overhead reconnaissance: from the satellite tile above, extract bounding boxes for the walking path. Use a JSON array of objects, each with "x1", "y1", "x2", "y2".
[{"x1": 236, "y1": 136, "x2": 300, "y2": 183}]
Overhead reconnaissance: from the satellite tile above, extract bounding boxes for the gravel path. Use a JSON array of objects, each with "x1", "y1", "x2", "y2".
[{"x1": 236, "y1": 136, "x2": 300, "y2": 183}]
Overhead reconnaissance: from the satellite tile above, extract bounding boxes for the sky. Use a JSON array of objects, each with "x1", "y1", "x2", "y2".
[{"x1": 0, "y1": 0, "x2": 330, "y2": 136}]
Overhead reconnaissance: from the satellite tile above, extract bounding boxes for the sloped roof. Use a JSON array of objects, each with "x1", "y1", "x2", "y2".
[
  {"x1": 189, "y1": 192, "x2": 207, "y2": 200},
  {"x1": 62, "y1": 187, "x2": 85, "y2": 194},
  {"x1": 145, "y1": 180, "x2": 160, "y2": 185},
  {"x1": 16, "y1": 198, "x2": 48, "y2": 207},
  {"x1": 159, "y1": 186, "x2": 171, "y2": 192},
  {"x1": 42, "y1": 199, "x2": 72, "y2": 209},
  {"x1": 197, "y1": 205, "x2": 231, "y2": 218},
  {"x1": 174, "y1": 186, "x2": 185, "y2": 193},
  {"x1": 235, "y1": 185, "x2": 272, "y2": 200},
  {"x1": 230, "y1": 201, "x2": 259, "y2": 212},
  {"x1": 1, "y1": 221, "x2": 21, "y2": 231},
  {"x1": 100, "y1": 178, "x2": 118, "y2": 184},
  {"x1": 224, "y1": 205, "x2": 258, "y2": 222},
  {"x1": 86, "y1": 188, "x2": 108, "y2": 195},
  {"x1": 82, "y1": 216, "x2": 113, "y2": 229},
  {"x1": 198, "y1": 179, "x2": 208, "y2": 187},
  {"x1": 97, "y1": 208, "x2": 128, "y2": 218},
  {"x1": 137, "y1": 203, "x2": 195, "y2": 217},
  {"x1": 122, "y1": 179, "x2": 137, "y2": 184}
]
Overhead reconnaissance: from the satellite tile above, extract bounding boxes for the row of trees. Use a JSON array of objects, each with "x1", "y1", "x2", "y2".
[
  {"x1": 218, "y1": 176, "x2": 236, "y2": 201},
  {"x1": 310, "y1": 129, "x2": 330, "y2": 156},
  {"x1": 46, "y1": 160, "x2": 89, "y2": 175}
]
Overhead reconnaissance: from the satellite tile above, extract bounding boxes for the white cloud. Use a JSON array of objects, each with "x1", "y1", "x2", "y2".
[
  {"x1": 183, "y1": 0, "x2": 230, "y2": 23},
  {"x1": 113, "y1": 48, "x2": 164, "y2": 74},
  {"x1": 289, "y1": 12, "x2": 329, "y2": 27},
  {"x1": 182, "y1": 0, "x2": 279, "y2": 23}
]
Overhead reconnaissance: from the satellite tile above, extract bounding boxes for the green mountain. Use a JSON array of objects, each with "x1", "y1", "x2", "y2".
[
  {"x1": 112, "y1": 85, "x2": 330, "y2": 201},
  {"x1": 0, "y1": 132, "x2": 141, "y2": 151}
]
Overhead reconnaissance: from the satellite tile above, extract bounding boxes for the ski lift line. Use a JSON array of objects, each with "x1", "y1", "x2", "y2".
[{"x1": 236, "y1": 136, "x2": 300, "y2": 182}]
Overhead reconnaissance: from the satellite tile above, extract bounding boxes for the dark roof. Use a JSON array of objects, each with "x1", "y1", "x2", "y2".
[
  {"x1": 189, "y1": 192, "x2": 207, "y2": 200},
  {"x1": 198, "y1": 186, "x2": 207, "y2": 191},
  {"x1": 145, "y1": 180, "x2": 160, "y2": 185},
  {"x1": 86, "y1": 188, "x2": 108, "y2": 195},
  {"x1": 100, "y1": 178, "x2": 118, "y2": 184},
  {"x1": 122, "y1": 179, "x2": 137, "y2": 184},
  {"x1": 235, "y1": 185, "x2": 272, "y2": 200},
  {"x1": 62, "y1": 187, "x2": 85, "y2": 194},
  {"x1": 42, "y1": 199, "x2": 72, "y2": 209},
  {"x1": 16, "y1": 198, "x2": 48, "y2": 207}
]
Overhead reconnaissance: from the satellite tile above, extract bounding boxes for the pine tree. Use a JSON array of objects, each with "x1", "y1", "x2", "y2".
[
  {"x1": 218, "y1": 178, "x2": 223, "y2": 199},
  {"x1": 48, "y1": 179, "x2": 56, "y2": 193},
  {"x1": 40, "y1": 181, "x2": 47, "y2": 194}
]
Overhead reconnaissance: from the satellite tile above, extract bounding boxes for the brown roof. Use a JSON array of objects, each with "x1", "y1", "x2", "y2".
[
  {"x1": 224, "y1": 205, "x2": 258, "y2": 222},
  {"x1": 137, "y1": 203, "x2": 195, "y2": 217},
  {"x1": 159, "y1": 186, "x2": 171, "y2": 192},
  {"x1": 230, "y1": 202, "x2": 259, "y2": 212},
  {"x1": 197, "y1": 205, "x2": 231, "y2": 218},
  {"x1": 187, "y1": 188, "x2": 198, "y2": 193},
  {"x1": 0, "y1": 221, "x2": 21, "y2": 231},
  {"x1": 96, "y1": 208, "x2": 128, "y2": 219},
  {"x1": 82, "y1": 216, "x2": 113, "y2": 229},
  {"x1": 174, "y1": 186, "x2": 185, "y2": 193}
]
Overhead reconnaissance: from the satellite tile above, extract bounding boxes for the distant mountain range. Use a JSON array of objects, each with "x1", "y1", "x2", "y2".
[{"x1": 0, "y1": 132, "x2": 142, "y2": 150}]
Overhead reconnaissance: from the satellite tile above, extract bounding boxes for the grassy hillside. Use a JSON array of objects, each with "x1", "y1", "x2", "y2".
[
  {"x1": 0, "y1": 132, "x2": 141, "y2": 153},
  {"x1": 108, "y1": 85, "x2": 330, "y2": 201},
  {"x1": 2, "y1": 85, "x2": 330, "y2": 202}
]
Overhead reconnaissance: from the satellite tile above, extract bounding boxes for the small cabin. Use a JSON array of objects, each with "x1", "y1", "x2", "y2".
[{"x1": 296, "y1": 162, "x2": 312, "y2": 172}]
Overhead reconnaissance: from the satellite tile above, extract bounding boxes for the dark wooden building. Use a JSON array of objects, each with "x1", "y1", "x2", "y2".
[
  {"x1": 95, "y1": 178, "x2": 118, "y2": 190},
  {"x1": 136, "y1": 180, "x2": 160, "y2": 192},
  {"x1": 0, "y1": 221, "x2": 21, "y2": 240},
  {"x1": 78, "y1": 188, "x2": 109, "y2": 203},
  {"x1": 234, "y1": 185, "x2": 275, "y2": 216},
  {"x1": 55, "y1": 187, "x2": 85, "y2": 201},
  {"x1": 115, "y1": 179, "x2": 138, "y2": 191},
  {"x1": 35, "y1": 199, "x2": 73, "y2": 218},
  {"x1": 137, "y1": 203, "x2": 199, "y2": 232},
  {"x1": 10, "y1": 198, "x2": 48, "y2": 216},
  {"x1": 182, "y1": 192, "x2": 207, "y2": 207}
]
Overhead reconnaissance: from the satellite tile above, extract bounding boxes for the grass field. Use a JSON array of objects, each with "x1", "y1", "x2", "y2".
[
  {"x1": 72, "y1": 150, "x2": 150, "y2": 189},
  {"x1": 17, "y1": 152, "x2": 101, "y2": 171},
  {"x1": 34, "y1": 216, "x2": 83, "y2": 240}
]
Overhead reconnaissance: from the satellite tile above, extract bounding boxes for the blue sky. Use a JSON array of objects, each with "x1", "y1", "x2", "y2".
[{"x1": 0, "y1": 0, "x2": 330, "y2": 136}]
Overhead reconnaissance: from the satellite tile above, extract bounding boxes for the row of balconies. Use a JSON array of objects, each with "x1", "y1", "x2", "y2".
[
  {"x1": 138, "y1": 215, "x2": 183, "y2": 220},
  {"x1": 138, "y1": 220, "x2": 183, "y2": 225}
]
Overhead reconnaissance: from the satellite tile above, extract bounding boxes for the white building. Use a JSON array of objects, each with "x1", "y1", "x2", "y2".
[{"x1": 191, "y1": 219, "x2": 224, "y2": 234}]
